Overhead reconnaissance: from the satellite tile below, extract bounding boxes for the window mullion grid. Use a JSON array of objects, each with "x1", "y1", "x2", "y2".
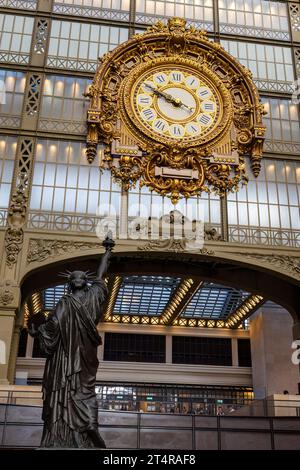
[
  {"x1": 36, "y1": 147, "x2": 44, "y2": 213},
  {"x1": 8, "y1": 16, "x2": 14, "y2": 54},
  {"x1": 285, "y1": 160, "x2": 293, "y2": 234},
  {"x1": 266, "y1": 160, "x2": 272, "y2": 231},
  {"x1": 284, "y1": 164, "x2": 293, "y2": 236},
  {"x1": 73, "y1": 144, "x2": 79, "y2": 214},
  {"x1": 246, "y1": 184, "x2": 250, "y2": 228},
  {"x1": 87, "y1": 156, "x2": 92, "y2": 215},
  {"x1": 11, "y1": 71, "x2": 16, "y2": 115},
  {"x1": 21, "y1": 15, "x2": 27, "y2": 52},
  {"x1": 275, "y1": 160, "x2": 283, "y2": 232},
  {"x1": 51, "y1": 154, "x2": 59, "y2": 214}
]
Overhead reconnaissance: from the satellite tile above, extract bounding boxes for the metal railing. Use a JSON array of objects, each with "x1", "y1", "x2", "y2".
[
  {"x1": 26, "y1": 210, "x2": 300, "y2": 249},
  {"x1": 1, "y1": 399, "x2": 300, "y2": 450}
]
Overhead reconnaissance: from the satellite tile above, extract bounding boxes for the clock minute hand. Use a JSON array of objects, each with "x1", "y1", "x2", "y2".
[
  {"x1": 144, "y1": 83, "x2": 164, "y2": 97},
  {"x1": 145, "y1": 84, "x2": 180, "y2": 106},
  {"x1": 179, "y1": 102, "x2": 194, "y2": 113},
  {"x1": 145, "y1": 85, "x2": 175, "y2": 103}
]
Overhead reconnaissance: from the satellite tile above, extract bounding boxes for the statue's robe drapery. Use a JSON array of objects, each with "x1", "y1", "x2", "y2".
[{"x1": 37, "y1": 279, "x2": 107, "y2": 448}]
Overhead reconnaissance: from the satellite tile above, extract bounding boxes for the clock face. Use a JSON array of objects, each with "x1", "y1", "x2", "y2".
[{"x1": 131, "y1": 66, "x2": 220, "y2": 144}]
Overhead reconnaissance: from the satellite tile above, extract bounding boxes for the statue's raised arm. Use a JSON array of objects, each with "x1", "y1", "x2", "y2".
[{"x1": 96, "y1": 230, "x2": 115, "y2": 279}]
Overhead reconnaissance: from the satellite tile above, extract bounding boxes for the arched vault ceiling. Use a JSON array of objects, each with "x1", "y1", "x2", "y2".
[
  {"x1": 24, "y1": 276, "x2": 259, "y2": 329},
  {"x1": 21, "y1": 252, "x2": 300, "y2": 327}
]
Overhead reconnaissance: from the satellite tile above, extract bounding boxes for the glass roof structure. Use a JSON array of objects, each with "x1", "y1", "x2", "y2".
[
  {"x1": 182, "y1": 283, "x2": 248, "y2": 319},
  {"x1": 35, "y1": 276, "x2": 251, "y2": 324},
  {"x1": 113, "y1": 276, "x2": 181, "y2": 316},
  {"x1": 43, "y1": 284, "x2": 68, "y2": 310}
]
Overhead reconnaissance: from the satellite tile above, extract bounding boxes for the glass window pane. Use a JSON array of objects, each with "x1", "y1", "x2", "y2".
[
  {"x1": 279, "y1": 205, "x2": 290, "y2": 228},
  {"x1": 290, "y1": 207, "x2": 300, "y2": 230},
  {"x1": 221, "y1": 39, "x2": 294, "y2": 92},
  {"x1": 65, "y1": 188, "x2": 76, "y2": 212},
  {"x1": 47, "y1": 20, "x2": 129, "y2": 71},
  {"x1": 29, "y1": 186, "x2": 42, "y2": 210},
  {"x1": 41, "y1": 187, "x2": 54, "y2": 211},
  {"x1": 259, "y1": 204, "x2": 269, "y2": 227},
  {"x1": 53, "y1": 187, "x2": 65, "y2": 211},
  {"x1": 29, "y1": 139, "x2": 121, "y2": 234},
  {"x1": 0, "y1": 14, "x2": 33, "y2": 63},
  {"x1": 228, "y1": 201, "x2": 238, "y2": 224},
  {"x1": 32, "y1": 162, "x2": 44, "y2": 185}
]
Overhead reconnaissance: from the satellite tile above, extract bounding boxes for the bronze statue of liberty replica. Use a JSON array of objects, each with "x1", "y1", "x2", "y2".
[{"x1": 29, "y1": 234, "x2": 114, "y2": 448}]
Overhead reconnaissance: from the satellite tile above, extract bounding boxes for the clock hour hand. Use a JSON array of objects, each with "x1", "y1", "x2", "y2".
[
  {"x1": 145, "y1": 83, "x2": 194, "y2": 113},
  {"x1": 163, "y1": 94, "x2": 195, "y2": 113}
]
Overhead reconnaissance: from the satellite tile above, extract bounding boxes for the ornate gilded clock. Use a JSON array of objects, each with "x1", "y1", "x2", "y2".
[
  {"x1": 86, "y1": 18, "x2": 266, "y2": 203},
  {"x1": 120, "y1": 58, "x2": 231, "y2": 148}
]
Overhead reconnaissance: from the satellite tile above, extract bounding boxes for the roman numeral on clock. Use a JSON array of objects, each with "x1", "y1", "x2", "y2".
[
  {"x1": 171, "y1": 72, "x2": 182, "y2": 82},
  {"x1": 138, "y1": 96, "x2": 151, "y2": 105},
  {"x1": 187, "y1": 122, "x2": 200, "y2": 135},
  {"x1": 186, "y1": 76, "x2": 200, "y2": 89},
  {"x1": 142, "y1": 108, "x2": 155, "y2": 121},
  {"x1": 156, "y1": 75, "x2": 166, "y2": 83},
  {"x1": 202, "y1": 101, "x2": 215, "y2": 112},
  {"x1": 170, "y1": 125, "x2": 183, "y2": 136},
  {"x1": 154, "y1": 120, "x2": 166, "y2": 131},
  {"x1": 198, "y1": 114, "x2": 211, "y2": 126},
  {"x1": 198, "y1": 89, "x2": 210, "y2": 98}
]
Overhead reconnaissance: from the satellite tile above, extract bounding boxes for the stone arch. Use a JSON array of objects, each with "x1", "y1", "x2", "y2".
[{"x1": 20, "y1": 248, "x2": 300, "y2": 323}]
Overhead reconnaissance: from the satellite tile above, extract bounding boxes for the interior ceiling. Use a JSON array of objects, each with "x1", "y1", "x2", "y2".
[
  {"x1": 21, "y1": 252, "x2": 300, "y2": 317},
  {"x1": 25, "y1": 275, "x2": 264, "y2": 330}
]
